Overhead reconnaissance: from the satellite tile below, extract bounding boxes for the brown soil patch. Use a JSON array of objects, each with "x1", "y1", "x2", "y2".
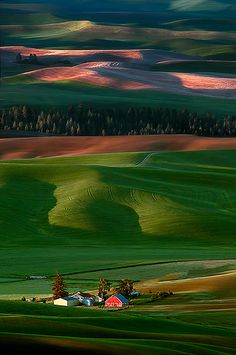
[
  {"x1": 136, "y1": 270, "x2": 236, "y2": 294},
  {"x1": 0, "y1": 135, "x2": 236, "y2": 159}
]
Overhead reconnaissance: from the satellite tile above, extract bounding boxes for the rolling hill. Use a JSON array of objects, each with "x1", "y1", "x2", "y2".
[
  {"x1": 1, "y1": 2, "x2": 236, "y2": 354},
  {"x1": 1, "y1": 46, "x2": 236, "y2": 113},
  {"x1": 0, "y1": 149, "x2": 236, "y2": 283},
  {"x1": 1, "y1": 1, "x2": 235, "y2": 109}
]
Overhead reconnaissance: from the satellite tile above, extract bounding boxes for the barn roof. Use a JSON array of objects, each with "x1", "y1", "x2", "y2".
[{"x1": 112, "y1": 294, "x2": 128, "y2": 303}]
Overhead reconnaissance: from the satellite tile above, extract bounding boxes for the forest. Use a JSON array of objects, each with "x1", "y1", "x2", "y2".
[{"x1": 0, "y1": 105, "x2": 236, "y2": 137}]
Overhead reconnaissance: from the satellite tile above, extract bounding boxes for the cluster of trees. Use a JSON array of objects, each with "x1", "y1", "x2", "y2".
[
  {"x1": 52, "y1": 273, "x2": 134, "y2": 301},
  {"x1": 16, "y1": 53, "x2": 39, "y2": 65},
  {"x1": 15, "y1": 53, "x2": 72, "y2": 66},
  {"x1": 98, "y1": 278, "x2": 134, "y2": 299},
  {"x1": 1, "y1": 105, "x2": 236, "y2": 137}
]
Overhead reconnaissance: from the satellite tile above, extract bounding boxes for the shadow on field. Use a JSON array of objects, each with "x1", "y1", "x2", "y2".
[
  {"x1": 0, "y1": 176, "x2": 57, "y2": 241},
  {"x1": 0, "y1": 175, "x2": 90, "y2": 245},
  {"x1": 0, "y1": 334, "x2": 122, "y2": 355},
  {"x1": 0, "y1": 175, "x2": 144, "y2": 246},
  {"x1": 84, "y1": 198, "x2": 142, "y2": 239}
]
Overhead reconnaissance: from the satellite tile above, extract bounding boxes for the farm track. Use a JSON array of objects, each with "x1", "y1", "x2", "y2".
[{"x1": 136, "y1": 152, "x2": 157, "y2": 166}]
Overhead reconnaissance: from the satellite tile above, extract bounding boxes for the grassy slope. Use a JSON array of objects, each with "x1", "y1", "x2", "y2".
[
  {"x1": 0, "y1": 300, "x2": 236, "y2": 354},
  {"x1": 1, "y1": 80, "x2": 236, "y2": 116},
  {"x1": 0, "y1": 149, "x2": 236, "y2": 297},
  {"x1": 2, "y1": 21, "x2": 235, "y2": 57},
  {"x1": 153, "y1": 61, "x2": 236, "y2": 74}
]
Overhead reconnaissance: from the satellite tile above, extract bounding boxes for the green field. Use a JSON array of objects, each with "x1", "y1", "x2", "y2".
[
  {"x1": 1, "y1": 80, "x2": 236, "y2": 116},
  {"x1": 153, "y1": 60, "x2": 236, "y2": 74},
  {"x1": 1, "y1": 147, "x2": 236, "y2": 353},
  {"x1": 0, "y1": 149, "x2": 236, "y2": 299},
  {"x1": 0, "y1": 300, "x2": 236, "y2": 354},
  {"x1": 1, "y1": 14, "x2": 236, "y2": 58}
]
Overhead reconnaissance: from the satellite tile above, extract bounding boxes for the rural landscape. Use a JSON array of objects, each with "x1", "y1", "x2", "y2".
[{"x1": 0, "y1": 1, "x2": 236, "y2": 354}]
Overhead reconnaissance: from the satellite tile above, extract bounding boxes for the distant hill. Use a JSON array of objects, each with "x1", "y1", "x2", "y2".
[{"x1": 1, "y1": 1, "x2": 236, "y2": 23}]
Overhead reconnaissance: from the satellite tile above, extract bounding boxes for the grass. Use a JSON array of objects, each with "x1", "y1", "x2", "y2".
[
  {"x1": 162, "y1": 19, "x2": 236, "y2": 32},
  {"x1": 0, "y1": 300, "x2": 236, "y2": 354},
  {"x1": 1, "y1": 16, "x2": 236, "y2": 58},
  {"x1": 1, "y1": 79, "x2": 236, "y2": 116},
  {"x1": 152, "y1": 60, "x2": 236, "y2": 75},
  {"x1": 0, "y1": 149, "x2": 236, "y2": 299}
]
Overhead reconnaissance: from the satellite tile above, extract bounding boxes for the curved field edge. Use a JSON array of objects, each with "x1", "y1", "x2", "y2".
[{"x1": 1, "y1": 136, "x2": 236, "y2": 160}]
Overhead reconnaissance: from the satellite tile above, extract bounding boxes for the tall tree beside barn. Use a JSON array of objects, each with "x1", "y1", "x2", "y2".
[{"x1": 52, "y1": 272, "x2": 68, "y2": 300}]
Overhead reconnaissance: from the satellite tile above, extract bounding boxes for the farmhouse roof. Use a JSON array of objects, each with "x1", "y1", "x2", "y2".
[
  {"x1": 62, "y1": 297, "x2": 78, "y2": 301},
  {"x1": 71, "y1": 291, "x2": 95, "y2": 299},
  {"x1": 71, "y1": 292, "x2": 83, "y2": 298}
]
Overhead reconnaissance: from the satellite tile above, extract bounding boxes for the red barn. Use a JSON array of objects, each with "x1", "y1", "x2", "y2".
[{"x1": 105, "y1": 294, "x2": 129, "y2": 307}]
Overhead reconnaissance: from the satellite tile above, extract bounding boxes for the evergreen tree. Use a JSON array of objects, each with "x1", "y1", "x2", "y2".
[
  {"x1": 52, "y1": 272, "x2": 68, "y2": 300},
  {"x1": 0, "y1": 104, "x2": 235, "y2": 137}
]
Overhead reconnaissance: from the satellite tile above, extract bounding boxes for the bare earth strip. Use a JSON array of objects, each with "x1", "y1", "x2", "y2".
[
  {"x1": 136, "y1": 270, "x2": 236, "y2": 294},
  {"x1": 0, "y1": 135, "x2": 236, "y2": 159}
]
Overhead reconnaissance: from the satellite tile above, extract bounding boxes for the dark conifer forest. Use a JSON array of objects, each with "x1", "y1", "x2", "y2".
[{"x1": 0, "y1": 105, "x2": 236, "y2": 137}]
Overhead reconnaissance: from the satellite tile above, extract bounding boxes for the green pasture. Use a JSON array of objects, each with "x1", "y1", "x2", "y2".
[
  {"x1": 1, "y1": 15, "x2": 236, "y2": 58},
  {"x1": 0, "y1": 300, "x2": 235, "y2": 354},
  {"x1": 153, "y1": 61, "x2": 236, "y2": 75},
  {"x1": 0, "y1": 149, "x2": 236, "y2": 298},
  {"x1": 162, "y1": 19, "x2": 236, "y2": 32},
  {"x1": 1, "y1": 80, "x2": 236, "y2": 116}
]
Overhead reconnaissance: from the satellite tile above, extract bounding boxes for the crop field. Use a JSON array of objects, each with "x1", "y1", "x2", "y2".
[
  {"x1": 0, "y1": 149, "x2": 236, "y2": 299},
  {"x1": 153, "y1": 60, "x2": 236, "y2": 75},
  {"x1": 2, "y1": 135, "x2": 236, "y2": 159},
  {"x1": 0, "y1": 300, "x2": 236, "y2": 354},
  {"x1": 1, "y1": 79, "x2": 236, "y2": 116},
  {"x1": 1, "y1": 4, "x2": 236, "y2": 111},
  {"x1": 1, "y1": 2, "x2": 236, "y2": 353}
]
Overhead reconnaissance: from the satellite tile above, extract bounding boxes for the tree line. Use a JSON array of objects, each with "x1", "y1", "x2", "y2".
[{"x1": 1, "y1": 104, "x2": 236, "y2": 137}]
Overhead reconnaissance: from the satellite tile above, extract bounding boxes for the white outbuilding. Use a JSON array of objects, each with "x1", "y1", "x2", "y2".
[{"x1": 54, "y1": 297, "x2": 80, "y2": 307}]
